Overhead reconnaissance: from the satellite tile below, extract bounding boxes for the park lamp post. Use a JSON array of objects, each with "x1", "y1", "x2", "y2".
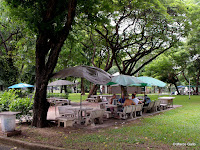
[{"x1": 189, "y1": 78, "x2": 191, "y2": 100}]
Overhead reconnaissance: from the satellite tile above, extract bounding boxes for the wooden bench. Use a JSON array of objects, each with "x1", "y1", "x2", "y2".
[
  {"x1": 135, "y1": 104, "x2": 143, "y2": 117},
  {"x1": 153, "y1": 100, "x2": 161, "y2": 111},
  {"x1": 143, "y1": 101, "x2": 155, "y2": 113},
  {"x1": 57, "y1": 117, "x2": 75, "y2": 127},
  {"x1": 83, "y1": 109, "x2": 105, "y2": 126},
  {"x1": 104, "y1": 111, "x2": 113, "y2": 118},
  {"x1": 117, "y1": 105, "x2": 134, "y2": 120}
]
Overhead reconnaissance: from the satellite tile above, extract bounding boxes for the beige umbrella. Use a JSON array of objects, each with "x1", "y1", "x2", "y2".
[
  {"x1": 48, "y1": 80, "x2": 75, "y2": 86},
  {"x1": 52, "y1": 65, "x2": 111, "y2": 85}
]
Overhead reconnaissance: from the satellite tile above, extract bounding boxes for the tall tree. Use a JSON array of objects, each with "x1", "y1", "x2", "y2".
[
  {"x1": 185, "y1": 1, "x2": 200, "y2": 94},
  {"x1": 5, "y1": 0, "x2": 113, "y2": 127},
  {"x1": 143, "y1": 51, "x2": 182, "y2": 94},
  {"x1": 0, "y1": 1, "x2": 36, "y2": 87},
  {"x1": 5, "y1": 0, "x2": 78, "y2": 127},
  {"x1": 95, "y1": 0, "x2": 189, "y2": 76},
  {"x1": 0, "y1": 1, "x2": 20, "y2": 86}
]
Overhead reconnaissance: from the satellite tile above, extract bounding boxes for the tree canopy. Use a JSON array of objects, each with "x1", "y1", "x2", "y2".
[{"x1": 1, "y1": 0, "x2": 199, "y2": 127}]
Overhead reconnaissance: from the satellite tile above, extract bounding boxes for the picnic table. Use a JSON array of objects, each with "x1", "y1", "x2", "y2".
[
  {"x1": 158, "y1": 97, "x2": 175, "y2": 108},
  {"x1": 47, "y1": 98, "x2": 71, "y2": 116},
  {"x1": 105, "y1": 104, "x2": 123, "y2": 118}
]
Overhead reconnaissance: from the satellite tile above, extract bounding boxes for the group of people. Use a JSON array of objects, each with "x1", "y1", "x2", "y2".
[{"x1": 110, "y1": 93, "x2": 151, "y2": 107}]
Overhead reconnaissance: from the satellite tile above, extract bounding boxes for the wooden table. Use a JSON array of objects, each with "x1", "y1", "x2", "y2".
[{"x1": 158, "y1": 97, "x2": 175, "y2": 108}]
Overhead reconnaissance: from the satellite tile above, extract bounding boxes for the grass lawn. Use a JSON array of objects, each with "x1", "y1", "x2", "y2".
[{"x1": 63, "y1": 94, "x2": 200, "y2": 149}]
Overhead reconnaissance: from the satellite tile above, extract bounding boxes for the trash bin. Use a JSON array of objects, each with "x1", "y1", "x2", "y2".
[{"x1": 0, "y1": 112, "x2": 20, "y2": 132}]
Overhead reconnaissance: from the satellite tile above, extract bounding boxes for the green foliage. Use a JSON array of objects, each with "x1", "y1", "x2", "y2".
[
  {"x1": 9, "y1": 97, "x2": 33, "y2": 116},
  {"x1": 0, "y1": 89, "x2": 33, "y2": 122},
  {"x1": 143, "y1": 54, "x2": 175, "y2": 83},
  {"x1": 0, "y1": 89, "x2": 19, "y2": 111},
  {"x1": 0, "y1": 1, "x2": 36, "y2": 87}
]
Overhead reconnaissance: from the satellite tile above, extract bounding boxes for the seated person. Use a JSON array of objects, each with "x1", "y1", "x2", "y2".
[
  {"x1": 131, "y1": 94, "x2": 142, "y2": 105},
  {"x1": 123, "y1": 98, "x2": 136, "y2": 106},
  {"x1": 97, "y1": 96, "x2": 102, "y2": 102},
  {"x1": 134, "y1": 91, "x2": 137, "y2": 97},
  {"x1": 118, "y1": 97, "x2": 136, "y2": 112},
  {"x1": 143, "y1": 95, "x2": 151, "y2": 106},
  {"x1": 118, "y1": 94, "x2": 126, "y2": 103},
  {"x1": 110, "y1": 94, "x2": 116, "y2": 104},
  {"x1": 107, "y1": 94, "x2": 116, "y2": 113}
]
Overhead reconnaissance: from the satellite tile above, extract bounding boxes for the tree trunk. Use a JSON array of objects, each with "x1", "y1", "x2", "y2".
[
  {"x1": 174, "y1": 83, "x2": 180, "y2": 95},
  {"x1": 60, "y1": 86, "x2": 63, "y2": 93},
  {"x1": 51, "y1": 86, "x2": 53, "y2": 93},
  {"x1": 32, "y1": 0, "x2": 77, "y2": 128},
  {"x1": 64, "y1": 85, "x2": 67, "y2": 93},
  {"x1": 32, "y1": 81, "x2": 50, "y2": 127},
  {"x1": 121, "y1": 86, "x2": 128, "y2": 96},
  {"x1": 88, "y1": 84, "x2": 98, "y2": 97}
]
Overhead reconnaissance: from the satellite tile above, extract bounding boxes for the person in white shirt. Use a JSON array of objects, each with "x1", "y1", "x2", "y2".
[{"x1": 131, "y1": 94, "x2": 142, "y2": 105}]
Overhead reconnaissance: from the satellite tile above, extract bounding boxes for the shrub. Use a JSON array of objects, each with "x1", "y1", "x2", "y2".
[
  {"x1": 0, "y1": 89, "x2": 34, "y2": 122},
  {"x1": 0, "y1": 89, "x2": 19, "y2": 111},
  {"x1": 9, "y1": 97, "x2": 33, "y2": 122},
  {"x1": 9, "y1": 97, "x2": 33, "y2": 115}
]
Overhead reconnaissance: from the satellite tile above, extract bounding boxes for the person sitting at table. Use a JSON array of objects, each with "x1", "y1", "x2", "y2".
[
  {"x1": 97, "y1": 96, "x2": 102, "y2": 102},
  {"x1": 131, "y1": 94, "x2": 142, "y2": 105},
  {"x1": 117, "y1": 97, "x2": 136, "y2": 113},
  {"x1": 123, "y1": 98, "x2": 136, "y2": 106},
  {"x1": 118, "y1": 94, "x2": 126, "y2": 103},
  {"x1": 134, "y1": 91, "x2": 137, "y2": 97},
  {"x1": 107, "y1": 94, "x2": 116, "y2": 113},
  {"x1": 110, "y1": 94, "x2": 116, "y2": 104},
  {"x1": 143, "y1": 95, "x2": 151, "y2": 106}
]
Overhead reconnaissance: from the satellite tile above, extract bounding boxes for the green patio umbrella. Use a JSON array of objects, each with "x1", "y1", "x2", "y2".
[
  {"x1": 136, "y1": 76, "x2": 166, "y2": 87},
  {"x1": 107, "y1": 75, "x2": 143, "y2": 86}
]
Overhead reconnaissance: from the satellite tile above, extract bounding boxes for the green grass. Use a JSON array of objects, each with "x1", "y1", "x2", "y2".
[
  {"x1": 68, "y1": 93, "x2": 89, "y2": 102},
  {"x1": 63, "y1": 95, "x2": 200, "y2": 149}
]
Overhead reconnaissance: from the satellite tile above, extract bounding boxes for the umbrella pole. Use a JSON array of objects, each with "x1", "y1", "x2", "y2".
[
  {"x1": 55, "y1": 98, "x2": 57, "y2": 116},
  {"x1": 79, "y1": 93, "x2": 82, "y2": 124}
]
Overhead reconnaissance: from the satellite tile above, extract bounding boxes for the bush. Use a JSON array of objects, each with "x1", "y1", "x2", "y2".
[
  {"x1": 0, "y1": 89, "x2": 34, "y2": 122},
  {"x1": 9, "y1": 97, "x2": 33, "y2": 115},
  {"x1": 9, "y1": 97, "x2": 33, "y2": 122},
  {"x1": 0, "y1": 89, "x2": 19, "y2": 111}
]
